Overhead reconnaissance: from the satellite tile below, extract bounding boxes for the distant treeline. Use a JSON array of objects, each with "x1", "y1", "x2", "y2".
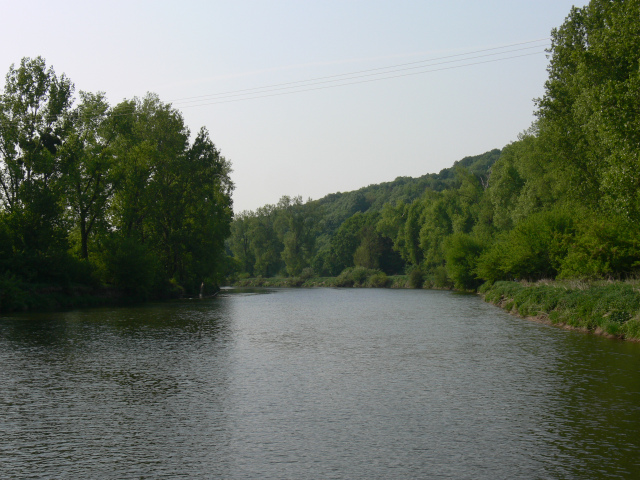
[
  {"x1": 227, "y1": 0, "x2": 640, "y2": 288},
  {"x1": 0, "y1": 57, "x2": 233, "y2": 305}
]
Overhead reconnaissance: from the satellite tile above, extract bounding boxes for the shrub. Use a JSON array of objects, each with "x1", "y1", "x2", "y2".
[
  {"x1": 98, "y1": 236, "x2": 161, "y2": 298},
  {"x1": 433, "y1": 266, "x2": 453, "y2": 289},
  {"x1": 299, "y1": 267, "x2": 315, "y2": 280},
  {"x1": 408, "y1": 268, "x2": 424, "y2": 289},
  {"x1": 477, "y1": 209, "x2": 574, "y2": 282},
  {"x1": 351, "y1": 266, "x2": 373, "y2": 286},
  {"x1": 367, "y1": 271, "x2": 389, "y2": 288},
  {"x1": 335, "y1": 268, "x2": 355, "y2": 287},
  {"x1": 444, "y1": 232, "x2": 484, "y2": 290},
  {"x1": 559, "y1": 217, "x2": 640, "y2": 279}
]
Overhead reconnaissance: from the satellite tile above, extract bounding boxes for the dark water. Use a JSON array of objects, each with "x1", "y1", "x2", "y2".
[{"x1": 1, "y1": 288, "x2": 639, "y2": 479}]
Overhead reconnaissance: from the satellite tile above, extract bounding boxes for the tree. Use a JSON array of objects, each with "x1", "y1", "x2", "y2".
[
  {"x1": 536, "y1": 0, "x2": 640, "y2": 219},
  {"x1": 61, "y1": 91, "x2": 116, "y2": 260},
  {"x1": 0, "y1": 57, "x2": 74, "y2": 280},
  {"x1": 229, "y1": 210, "x2": 257, "y2": 276},
  {"x1": 250, "y1": 204, "x2": 283, "y2": 277},
  {"x1": 178, "y1": 127, "x2": 233, "y2": 289}
]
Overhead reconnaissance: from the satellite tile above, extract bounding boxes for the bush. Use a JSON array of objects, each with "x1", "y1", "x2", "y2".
[
  {"x1": 559, "y1": 217, "x2": 640, "y2": 279},
  {"x1": 444, "y1": 232, "x2": 484, "y2": 290},
  {"x1": 98, "y1": 236, "x2": 161, "y2": 298},
  {"x1": 299, "y1": 267, "x2": 315, "y2": 280},
  {"x1": 477, "y1": 209, "x2": 574, "y2": 282},
  {"x1": 367, "y1": 271, "x2": 389, "y2": 288},
  {"x1": 408, "y1": 268, "x2": 424, "y2": 289},
  {"x1": 432, "y1": 266, "x2": 453, "y2": 289},
  {"x1": 351, "y1": 266, "x2": 372, "y2": 286},
  {"x1": 335, "y1": 267, "x2": 379, "y2": 287},
  {"x1": 0, "y1": 274, "x2": 29, "y2": 312},
  {"x1": 335, "y1": 268, "x2": 355, "y2": 287}
]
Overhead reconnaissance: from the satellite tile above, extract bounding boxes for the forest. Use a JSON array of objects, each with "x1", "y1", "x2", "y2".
[
  {"x1": 227, "y1": 0, "x2": 640, "y2": 290},
  {"x1": 0, "y1": 57, "x2": 233, "y2": 308}
]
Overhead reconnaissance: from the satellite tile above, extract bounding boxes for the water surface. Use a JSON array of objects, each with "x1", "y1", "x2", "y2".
[{"x1": 1, "y1": 288, "x2": 639, "y2": 478}]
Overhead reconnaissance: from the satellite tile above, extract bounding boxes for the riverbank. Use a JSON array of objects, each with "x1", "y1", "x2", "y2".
[
  {"x1": 0, "y1": 280, "x2": 138, "y2": 314},
  {"x1": 0, "y1": 277, "x2": 191, "y2": 314},
  {"x1": 480, "y1": 280, "x2": 640, "y2": 341}
]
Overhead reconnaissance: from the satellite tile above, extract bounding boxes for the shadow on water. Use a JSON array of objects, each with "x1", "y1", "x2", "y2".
[{"x1": 538, "y1": 332, "x2": 640, "y2": 478}]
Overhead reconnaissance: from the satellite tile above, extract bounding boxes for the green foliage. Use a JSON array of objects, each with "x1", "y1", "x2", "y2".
[
  {"x1": 299, "y1": 267, "x2": 315, "y2": 281},
  {"x1": 227, "y1": 150, "x2": 499, "y2": 281},
  {"x1": 477, "y1": 210, "x2": 574, "y2": 282},
  {"x1": 367, "y1": 271, "x2": 389, "y2": 288},
  {"x1": 0, "y1": 273, "x2": 29, "y2": 312},
  {"x1": 483, "y1": 280, "x2": 640, "y2": 339},
  {"x1": 444, "y1": 232, "x2": 484, "y2": 290},
  {"x1": 408, "y1": 268, "x2": 424, "y2": 289},
  {"x1": 334, "y1": 266, "x2": 381, "y2": 287},
  {"x1": 537, "y1": 0, "x2": 640, "y2": 219},
  {"x1": 97, "y1": 236, "x2": 161, "y2": 298},
  {"x1": 559, "y1": 215, "x2": 640, "y2": 279},
  {"x1": 0, "y1": 57, "x2": 234, "y2": 305},
  {"x1": 431, "y1": 266, "x2": 453, "y2": 289}
]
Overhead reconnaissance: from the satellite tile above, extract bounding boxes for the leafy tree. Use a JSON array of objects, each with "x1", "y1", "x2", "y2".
[
  {"x1": 61, "y1": 91, "x2": 116, "y2": 260},
  {"x1": 229, "y1": 210, "x2": 256, "y2": 276},
  {"x1": 536, "y1": 0, "x2": 640, "y2": 219},
  {"x1": 177, "y1": 127, "x2": 233, "y2": 289},
  {"x1": 0, "y1": 56, "x2": 74, "y2": 280},
  {"x1": 559, "y1": 214, "x2": 640, "y2": 279},
  {"x1": 250, "y1": 204, "x2": 283, "y2": 276},
  {"x1": 476, "y1": 209, "x2": 575, "y2": 282},
  {"x1": 444, "y1": 232, "x2": 484, "y2": 290},
  {"x1": 276, "y1": 195, "x2": 319, "y2": 276},
  {"x1": 330, "y1": 212, "x2": 371, "y2": 273}
]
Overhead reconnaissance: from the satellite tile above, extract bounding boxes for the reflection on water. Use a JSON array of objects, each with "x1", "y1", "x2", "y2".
[{"x1": 1, "y1": 288, "x2": 639, "y2": 479}]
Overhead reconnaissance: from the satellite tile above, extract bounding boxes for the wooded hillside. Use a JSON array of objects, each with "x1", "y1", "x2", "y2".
[{"x1": 228, "y1": 0, "x2": 640, "y2": 288}]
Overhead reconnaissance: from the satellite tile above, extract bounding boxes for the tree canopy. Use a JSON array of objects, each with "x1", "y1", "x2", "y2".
[{"x1": 0, "y1": 57, "x2": 233, "y2": 301}]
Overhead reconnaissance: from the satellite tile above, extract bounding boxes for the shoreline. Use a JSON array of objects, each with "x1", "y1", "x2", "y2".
[{"x1": 480, "y1": 280, "x2": 640, "y2": 342}]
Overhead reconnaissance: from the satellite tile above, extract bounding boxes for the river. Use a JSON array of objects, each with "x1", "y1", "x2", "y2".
[{"x1": 1, "y1": 287, "x2": 639, "y2": 479}]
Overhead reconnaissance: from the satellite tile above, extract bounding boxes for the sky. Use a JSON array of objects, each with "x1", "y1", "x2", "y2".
[{"x1": 1, "y1": 0, "x2": 584, "y2": 213}]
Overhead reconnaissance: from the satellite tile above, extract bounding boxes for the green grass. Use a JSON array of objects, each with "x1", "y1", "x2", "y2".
[{"x1": 482, "y1": 280, "x2": 640, "y2": 340}]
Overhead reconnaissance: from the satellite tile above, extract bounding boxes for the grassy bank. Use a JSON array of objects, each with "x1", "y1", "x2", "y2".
[{"x1": 480, "y1": 280, "x2": 640, "y2": 341}]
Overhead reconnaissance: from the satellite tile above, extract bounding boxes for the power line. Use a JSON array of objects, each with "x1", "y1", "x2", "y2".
[
  {"x1": 168, "y1": 38, "x2": 550, "y2": 104},
  {"x1": 170, "y1": 43, "x2": 548, "y2": 106},
  {"x1": 175, "y1": 50, "x2": 547, "y2": 109},
  {"x1": 0, "y1": 39, "x2": 550, "y2": 125}
]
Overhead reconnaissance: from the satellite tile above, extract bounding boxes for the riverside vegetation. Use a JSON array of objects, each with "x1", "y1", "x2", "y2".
[
  {"x1": 227, "y1": 0, "x2": 640, "y2": 340},
  {"x1": 0, "y1": 58, "x2": 233, "y2": 311}
]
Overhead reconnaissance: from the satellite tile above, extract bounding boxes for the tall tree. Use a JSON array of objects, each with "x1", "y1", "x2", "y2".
[
  {"x1": 536, "y1": 0, "x2": 640, "y2": 218},
  {"x1": 0, "y1": 57, "x2": 74, "y2": 279},
  {"x1": 61, "y1": 91, "x2": 116, "y2": 259}
]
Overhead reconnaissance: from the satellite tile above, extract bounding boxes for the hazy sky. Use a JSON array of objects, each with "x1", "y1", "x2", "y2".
[{"x1": 1, "y1": 1, "x2": 583, "y2": 213}]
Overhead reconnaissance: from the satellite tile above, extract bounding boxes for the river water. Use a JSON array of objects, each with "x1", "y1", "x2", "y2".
[{"x1": 1, "y1": 287, "x2": 639, "y2": 479}]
